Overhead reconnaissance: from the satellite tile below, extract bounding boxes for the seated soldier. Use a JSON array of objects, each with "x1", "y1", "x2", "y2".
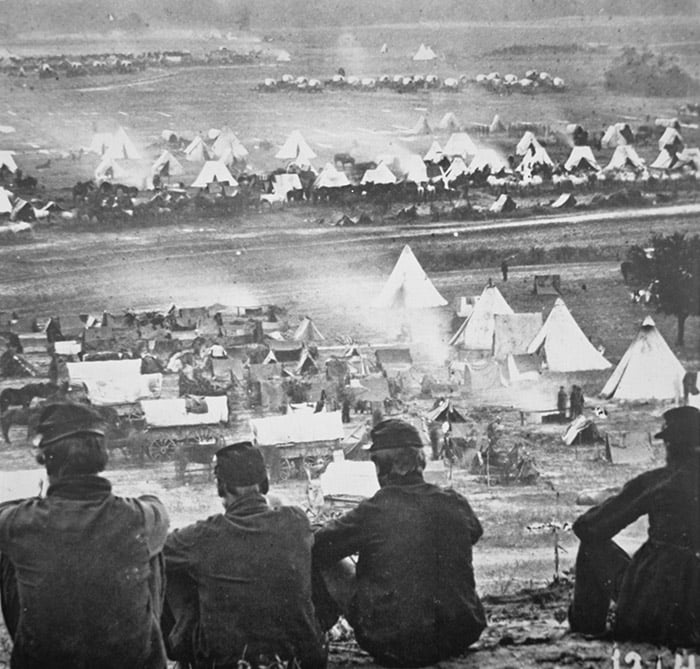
[
  {"x1": 569, "y1": 406, "x2": 700, "y2": 646},
  {"x1": 162, "y1": 442, "x2": 327, "y2": 669},
  {"x1": 312, "y1": 418, "x2": 486, "y2": 668},
  {"x1": 0, "y1": 402, "x2": 170, "y2": 669}
]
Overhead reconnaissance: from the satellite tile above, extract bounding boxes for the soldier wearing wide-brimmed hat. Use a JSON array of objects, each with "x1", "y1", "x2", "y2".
[
  {"x1": 0, "y1": 401, "x2": 170, "y2": 669},
  {"x1": 569, "y1": 406, "x2": 700, "y2": 646},
  {"x1": 162, "y1": 441, "x2": 326, "y2": 669},
  {"x1": 312, "y1": 418, "x2": 486, "y2": 667}
]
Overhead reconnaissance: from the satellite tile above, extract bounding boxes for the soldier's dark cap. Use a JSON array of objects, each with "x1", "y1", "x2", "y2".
[
  {"x1": 654, "y1": 406, "x2": 700, "y2": 445},
  {"x1": 368, "y1": 418, "x2": 423, "y2": 452},
  {"x1": 35, "y1": 402, "x2": 105, "y2": 448},
  {"x1": 214, "y1": 441, "x2": 269, "y2": 490}
]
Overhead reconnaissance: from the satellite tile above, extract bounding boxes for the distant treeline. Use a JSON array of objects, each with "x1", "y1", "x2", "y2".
[{"x1": 2, "y1": 0, "x2": 698, "y2": 34}]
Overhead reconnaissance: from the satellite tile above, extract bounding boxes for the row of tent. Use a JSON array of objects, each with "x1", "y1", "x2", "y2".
[
  {"x1": 85, "y1": 121, "x2": 700, "y2": 194},
  {"x1": 373, "y1": 245, "x2": 688, "y2": 401}
]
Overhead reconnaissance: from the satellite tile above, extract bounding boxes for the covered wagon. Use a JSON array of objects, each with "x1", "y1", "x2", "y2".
[{"x1": 251, "y1": 409, "x2": 344, "y2": 481}]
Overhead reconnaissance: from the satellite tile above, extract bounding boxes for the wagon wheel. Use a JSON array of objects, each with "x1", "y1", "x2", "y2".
[
  {"x1": 188, "y1": 427, "x2": 218, "y2": 446},
  {"x1": 145, "y1": 436, "x2": 176, "y2": 461},
  {"x1": 278, "y1": 458, "x2": 295, "y2": 482}
]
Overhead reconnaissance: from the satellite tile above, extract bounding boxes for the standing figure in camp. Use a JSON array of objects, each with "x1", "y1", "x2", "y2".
[
  {"x1": 557, "y1": 386, "x2": 568, "y2": 419},
  {"x1": 312, "y1": 419, "x2": 486, "y2": 667},
  {"x1": 569, "y1": 407, "x2": 700, "y2": 647},
  {"x1": 501, "y1": 258, "x2": 509, "y2": 282},
  {"x1": 570, "y1": 385, "x2": 584, "y2": 418}
]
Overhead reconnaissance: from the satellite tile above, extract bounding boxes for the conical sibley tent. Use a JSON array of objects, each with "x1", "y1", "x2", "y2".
[
  {"x1": 437, "y1": 112, "x2": 461, "y2": 132},
  {"x1": 191, "y1": 161, "x2": 238, "y2": 188},
  {"x1": 276, "y1": 130, "x2": 317, "y2": 165},
  {"x1": 372, "y1": 245, "x2": 447, "y2": 309},
  {"x1": 600, "y1": 316, "x2": 685, "y2": 401},
  {"x1": 293, "y1": 317, "x2": 325, "y2": 343},
  {"x1": 212, "y1": 128, "x2": 249, "y2": 164},
  {"x1": 604, "y1": 145, "x2": 645, "y2": 172},
  {"x1": 314, "y1": 163, "x2": 351, "y2": 189},
  {"x1": 152, "y1": 150, "x2": 184, "y2": 177},
  {"x1": 106, "y1": 126, "x2": 141, "y2": 160},
  {"x1": 527, "y1": 298, "x2": 611, "y2": 372},
  {"x1": 423, "y1": 140, "x2": 444, "y2": 163},
  {"x1": 412, "y1": 44, "x2": 436, "y2": 61},
  {"x1": 443, "y1": 132, "x2": 478, "y2": 159},
  {"x1": 184, "y1": 136, "x2": 211, "y2": 163},
  {"x1": 449, "y1": 284, "x2": 513, "y2": 349},
  {"x1": 564, "y1": 146, "x2": 600, "y2": 173},
  {"x1": 409, "y1": 115, "x2": 432, "y2": 135}
]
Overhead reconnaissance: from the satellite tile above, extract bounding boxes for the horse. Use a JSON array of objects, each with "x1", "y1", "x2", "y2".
[
  {"x1": 0, "y1": 382, "x2": 58, "y2": 414},
  {"x1": 1, "y1": 406, "x2": 39, "y2": 444}
]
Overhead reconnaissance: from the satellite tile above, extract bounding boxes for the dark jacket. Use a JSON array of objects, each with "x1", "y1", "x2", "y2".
[
  {"x1": 0, "y1": 475, "x2": 169, "y2": 669},
  {"x1": 574, "y1": 466, "x2": 700, "y2": 647},
  {"x1": 313, "y1": 473, "x2": 486, "y2": 667},
  {"x1": 164, "y1": 492, "x2": 327, "y2": 669}
]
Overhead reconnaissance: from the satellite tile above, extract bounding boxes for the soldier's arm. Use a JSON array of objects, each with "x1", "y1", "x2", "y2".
[
  {"x1": 0, "y1": 502, "x2": 19, "y2": 552},
  {"x1": 313, "y1": 503, "x2": 370, "y2": 567},
  {"x1": 163, "y1": 522, "x2": 204, "y2": 573},
  {"x1": 135, "y1": 494, "x2": 170, "y2": 557},
  {"x1": 573, "y1": 471, "x2": 658, "y2": 542}
]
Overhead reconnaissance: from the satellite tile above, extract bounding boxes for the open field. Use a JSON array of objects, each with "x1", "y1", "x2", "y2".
[
  {"x1": 1, "y1": 14, "x2": 700, "y2": 668},
  {"x1": 2, "y1": 16, "x2": 700, "y2": 192}
]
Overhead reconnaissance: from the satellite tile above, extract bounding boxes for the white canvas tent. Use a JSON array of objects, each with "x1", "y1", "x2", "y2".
[
  {"x1": 443, "y1": 132, "x2": 478, "y2": 159},
  {"x1": 251, "y1": 411, "x2": 343, "y2": 445},
  {"x1": 444, "y1": 157, "x2": 468, "y2": 183},
  {"x1": 87, "y1": 133, "x2": 112, "y2": 156},
  {"x1": 489, "y1": 114, "x2": 506, "y2": 133},
  {"x1": 403, "y1": 155, "x2": 428, "y2": 184},
  {"x1": 423, "y1": 140, "x2": 444, "y2": 163},
  {"x1": 658, "y1": 127, "x2": 683, "y2": 151},
  {"x1": 604, "y1": 145, "x2": 645, "y2": 172},
  {"x1": 211, "y1": 129, "x2": 249, "y2": 164},
  {"x1": 600, "y1": 316, "x2": 685, "y2": 401},
  {"x1": 564, "y1": 146, "x2": 601, "y2": 172},
  {"x1": 409, "y1": 115, "x2": 432, "y2": 135},
  {"x1": 0, "y1": 187, "x2": 12, "y2": 214},
  {"x1": 449, "y1": 284, "x2": 513, "y2": 349},
  {"x1": 313, "y1": 163, "x2": 351, "y2": 189},
  {"x1": 361, "y1": 162, "x2": 397, "y2": 185},
  {"x1": 276, "y1": 130, "x2": 317, "y2": 165},
  {"x1": 601, "y1": 123, "x2": 633, "y2": 149},
  {"x1": 489, "y1": 194, "x2": 516, "y2": 213},
  {"x1": 105, "y1": 126, "x2": 141, "y2": 160},
  {"x1": 66, "y1": 360, "x2": 162, "y2": 406},
  {"x1": 467, "y1": 148, "x2": 510, "y2": 175},
  {"x1": 152, "y1": 150, "x2": 184, "y2": 177},
  {"x1": 191, "y1": 161, "x2": 238, "y2": 188},
  {"x1": 184, "y1": 136, "x2": 211, "y2": 163},
  {"x1": 293, "y1": 317, "x2": 325, "y2": 342},
  {"x1": 412, "y1": 44, "x2": 436, "y2": 61},
  {"x1": 527, "y1": 298, "x2": 611, "y2": 372},
  {"x1": 516, "y1": 143, "x2": 553, "y2": 176},
  {"x1": 516, "y1": 131, "x2": 539, "y2": 156},
  {"x1": 0, "y1": 150, "x2": 18, "y2": 174},
  {"x1": 437, "y1": 112, "x2": 461, "y2": 132},
  {"x1": 372, "y1": 244, "x2": 447, "y2": 309},
  {"x1": 94, "y1": 156, "x2": 147, "y2": 188}
]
